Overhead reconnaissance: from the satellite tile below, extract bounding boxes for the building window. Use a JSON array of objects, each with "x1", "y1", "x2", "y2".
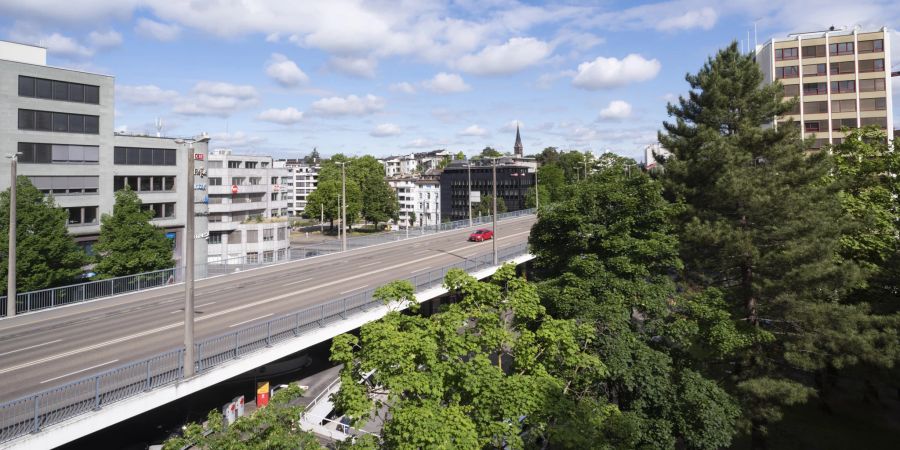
[
  {"x1": 18, "y1": 109, "x2": 99, "y2": 134},
  {"x1": 829, "y1": 42, "x2": 854, "y2": 55},
  {"x1": 859, "y1": 97, "x2": 886, "y2": 111},
  {"x1": 141, "y1": 202, "x2": 176, "y2": 219},
  {"x1": 775, "y1": 66, "x2": 799, "y2": 79},
  {"x1": 246, "y1": 252, "x2": 258, "y2": 264},
  {"x1": 803, "y1": 101, "x2": 829, "y2": 114},
  {"x1": 805, "y1": 122, "x2": 820, "y2": 132},
  {"x1": 802, "y1": 44, "x2": 826, "y2": 58},
  {"x1": 830, "y1": 80, "x2": 855, "y2": 93},
  {"x1": 249, "y1": 177, "x2": 261, "y2": 185},
  {"x1": 263, "y1": 228, "x2": 274, "y2": 241},
  {"x1": 231, "y1": 177, "x2": 245, "y2": 185},
  {"x1": 245, "y1": 161, "x2": 257, "y2": 169},
  {"x1": 29, "y1": 176, "x2": 99, "y2": 195},
  {"x1": 858, "y1": 39, "x2": 884, "y2": 53},
  {"x1": 860, "y1": 117, "x2": 887, "y2": 129},
  {"x1": 858, "y1": 78, "x2": 885, "y2": 92},
  {"x1": 17, "y1": 143, "x2": 99, "y2": 164},
  {"x1": 228, "y1": 161, "x2": 241, "y2": 169},
  {"x1": 113, "y1": 147, "x2": 176, "y2": 165},
  {"x1": 66, "y1": 206, "x2": 99, "y2": 225},
  {"x1": 113, "y1": 176, "x2": 175, "y2": 192},
  {"x1": 803, "y1": 82, "x2": 827, "y2": 95},
  {"x1": 831, "y1": 118, "x2": 858, "y2": 131},
  {"x1": 208, "y1": 232, "x2": 223, "y2": 244},
  {"x1": 774, "y1": 47, "x2": 798, "y2": 60},
  {"x1": 829, "y1": 61, "x2": 855, "y2": 75},
  {"x1": 857, "y1": 59, "x2": 884, "y2": 73},
  {"x1": 783, "y1": 84, "x2": 800, "y2": 97},
  {"x1": 802, "y1": 63, "x2": 826, "y2": 76},
  {"x1": 209, "y1": 177, "x2": 222, "y2": 186},
  {"x1": 830, "y1": 99, "x2": 856, "y2": 113},
  {"x1": 263, "y1": 251, "x2": 274, "y2": 263},
  {"x1": 18, "y1": 76, "x2": 100, "y2": 104}
]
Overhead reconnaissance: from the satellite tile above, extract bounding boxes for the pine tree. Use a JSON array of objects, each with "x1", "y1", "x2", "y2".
[
  {"x1": 0, "y1": 176, "x2": 87, "y2": 292},
  {"x1": 659, "y1": 42, "x2": 865, "y2": 446},
  {"x1": 94, "y1": 187, "x2": 174, "y2": 278}
]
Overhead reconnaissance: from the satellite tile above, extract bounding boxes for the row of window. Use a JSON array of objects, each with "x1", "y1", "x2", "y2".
[
  {"x1": 18, "y1": 76, "x2": 100, "y2": 104},
  {"x1": 113, "y1": 147, "x2": 177, "y2": 166},
  {"x1": 17, "y1": 143, "x2": 100, "y2": 164},
  {"x1": 18, "y1": 109, "x2": 100, "y2": 134},
  {"x1": 28, "y1": 176, "x2": 99, "y2": 195},
  {"x1": 777, "y1": 59, "x2": 884, "y2": 78},
  {"x1": 799, "y1": 97, "x2": 887, "y2": 114},
  {"x1": 142, "y1": 202, "x2": 176, "y2": 219},
  {"x1": 113, "y1": 176, "x2": 176, "y2": 192},
  {"x1": 784, "y1": 78, "x2": 886, "y2": 97},
  {"x1": 67, "y1": 206, "x2": 98, "y2": 225},
  {"x1": 775, "y1": 39, "x2": 884, "y2": 61},
  {"x1": 802, "y1": 117, "x2": 888, "y2": 132}
]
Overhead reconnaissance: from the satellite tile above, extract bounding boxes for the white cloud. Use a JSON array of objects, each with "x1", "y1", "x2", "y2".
[
  {"x1": 656, "y1": 7, "x2": 718, "y2": 31},
  {"x1": 456, "y1": 37, "x2": 551, "y2": 75},
  {"x1": 88, "y1": 29, "x2": 122, "y2": 49},
  {"x1": 311, "y1": 94, "x2": 385, "y2": 116},
  {"x1": 459, "y1": 124, "x2": 488, "y2": 136},
  {"x1": 257, "y1": 107, "x2": 304, "y2": 125},
  {"x1": 173, "y1": 81, "x2": 259, "y2": 117},
  {"x1": 328, "y1": 56, "x2": 378, "y2": 78},
  {"x1": 116, "y1": 84, "x2": 179, "y2": 105},
  {"x1": 265, "y1": 53, "x2": 309, "y2": 87},
  {"x1": 8, "y1": 22, "x2": 94, "y2": 59},
  {"x1": 572, "y1": 54, "x2": 661, "y2": 90},
  {"x1": 499, "y1": 120, "x2": 524, "y2": 133},
  {"x1": 370, "y1": 123, "x2": 401, "y2": 137},
  {"x1": 135, "y1": 18, "x2": 181, "y2": 42},
  {"x1": 599, "y1": 100, "x2": 632, "y2": 120},
  {"x1": 210, "y1": 131, "x2": 266, "y2": 149},
  {"x1": 422, "y1": 72, "x2": 471, "y2": 94},
  {"x1": 403, "y1": 138, "x2": 441, "y2": 149},
  {"x1": 662, "y1": 93, "x2": 679, "y2": 103},
  {"x1": 389, "y1": 82, "x2": 416, "y2": 94}
]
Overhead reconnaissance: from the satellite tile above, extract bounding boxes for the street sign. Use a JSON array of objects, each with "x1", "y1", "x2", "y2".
[
  {"x1": 231, "y1": 184, "x2": 239, "y2": 194},
  {"x1": 195, "y1": 232, "x2": 209, "y2": 239},
  {"x1": 469, "y1": 191, "x2": 481, "y2": 203},
  {"x1": 193, "y1": 168, "x2": 207, "y2": 177},
  {"x1": 257, "y1": 381, "x2": 270, "y2": 408},
  {"x1": 194, "y1": 183, "x2": 207, "y2": 190},
  {"x1": 193, "y1": 153, "x2": 205, "y2": 161}
]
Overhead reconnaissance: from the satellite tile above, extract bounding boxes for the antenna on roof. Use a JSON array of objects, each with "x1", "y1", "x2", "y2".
[{"x1": 155, "y1": 117, "x2": 163, "y2": 137}]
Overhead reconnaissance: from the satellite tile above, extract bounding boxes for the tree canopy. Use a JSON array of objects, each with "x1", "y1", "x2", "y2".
[
  {"x1": 0, "y1": 176, "x2": 87, "y2": 292},
  {"x1": 473, "y1": 195, "x2": 506, "y2": 217},
  {"x1": 94, "y1": 187, "x2": 174, "y2": 278}
]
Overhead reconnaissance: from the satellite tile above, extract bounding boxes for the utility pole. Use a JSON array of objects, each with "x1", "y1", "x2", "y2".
[
  {"x1": 534, "y1": 166, "x2": 539, "y2": 211},
  {"x1": 180, "y1": 135, "x2": 209, "y2": 378},
  {"x1": 467, "y1": 162, "x2": 473, "y2": 227},
  {"x1": 6, "y1": 153, "x2": 19, "y2": 317},
  {"x1": 339, "y1": 162, "x2": 347, "y2": 252},
  {"x1": 492, "y1": 157, "x2": 498, "y2": 266}
]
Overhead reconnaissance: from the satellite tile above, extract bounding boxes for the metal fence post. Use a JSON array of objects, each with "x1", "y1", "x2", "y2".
[
  {"x1": 197, "y1": 343, "x2": 203, "y2": 373},
  {"x1": 32, "y1": 396, "x2": 40, "y2": 433},
  {"x1": 93, "y1": 376, "x2": 101, "y2": 410},
  {"x1": 266, "y1": 322, "x2": 272, "y2": 347},
  {"x1": 234, "y1": 332, "x2": 240, "y2": 358},
  {"x1": 294, "y1": 313, "x2": 300, "y2": 336},
  {"x1": 340, "y1": 298, "x2": 347, "y2": 319},
  {"x1": 145, "y1": 360, "x2": 152, "y2": 391},
  {"x1": 318, "y1": 304, "x2": 325, "y2": 327},
  {"x1": 50, "y1": 290, "x2": 55, "y2": 307}
]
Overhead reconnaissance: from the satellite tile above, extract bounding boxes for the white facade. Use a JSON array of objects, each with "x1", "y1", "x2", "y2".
[
  {"x1": 276, "y1": 161, "x2": 319, "y2": 216},
  {"x1": 643, "y1": 143, "x2": 671, "y2": 170},
  {"x1": 388, "y1": 177, "x2": 440, "y2": 228},
  {"x1": 380, "y1": 150, "x2": 453, "y2": 177},
  {"x1": 205, "y1": 150, "x2": 292, "y2": 263}
]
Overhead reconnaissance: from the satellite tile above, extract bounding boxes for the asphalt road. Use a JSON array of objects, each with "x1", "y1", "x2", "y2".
[{"x1": 0, "y1": 215, "x2": 536, "y2": 402}]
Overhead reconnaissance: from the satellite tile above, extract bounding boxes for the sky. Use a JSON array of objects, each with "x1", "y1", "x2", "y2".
[{"x1": 1, "y1": 0, "x2": 897, "y2": 162}]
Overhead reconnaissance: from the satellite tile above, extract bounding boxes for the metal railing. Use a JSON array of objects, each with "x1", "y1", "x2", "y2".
[
  {"x1": 0, "y1": 209, "x2": 535, "y2": 318},
  {"x1": 0, "y1": 242, "x2": 531, "y2": 444}
]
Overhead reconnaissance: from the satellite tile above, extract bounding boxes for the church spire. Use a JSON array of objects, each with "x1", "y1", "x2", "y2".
[{"x1": 514, "y1": 122, "x2": 523, "y2": 156}]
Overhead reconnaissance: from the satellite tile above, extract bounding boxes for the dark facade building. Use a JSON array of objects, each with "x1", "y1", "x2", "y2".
[{"x1": 440, "y1": 158, "x2": 535, "y2": 222}]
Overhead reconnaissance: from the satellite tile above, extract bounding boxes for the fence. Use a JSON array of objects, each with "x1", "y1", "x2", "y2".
[
  {"x1": 0, "y1": 209, "x2": 535, "y2": 318},
  {"x1": 0, "y1": 242, "x2": 531, "y2": 444}
]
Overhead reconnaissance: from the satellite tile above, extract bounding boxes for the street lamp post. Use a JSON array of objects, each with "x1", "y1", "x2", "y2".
[
  {"x1": 491, "y1": 157, "x2": 498, "y2": 265},
  {"x1": 337, "y1": 162, "x2": 347, "y2": 252},
  {"x1": 534, "y1": 166, "x2": 539, "y2": 211},
  {"x1": 6, "y1": 153, "x2": 20, "y2": 317},
  {"x1": 178, "y1": 135, "x2": 209, "y2": 378},
  {"x1": 467, "y1": 162, "x2": 473, "y2": 227}
]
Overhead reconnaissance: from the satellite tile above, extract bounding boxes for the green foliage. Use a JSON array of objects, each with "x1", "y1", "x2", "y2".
[
  {"x1": 93, "y1": 187, "x2": 174, "y2": 278},
  {"x1": 303, "y1": 148, "x2": 321, "y2": 164},
  {"x1": 373, "y1": 280, "x2": 417, "y2": 312},
  {"x1": 536, "y1": 163, "x2": 565, "y2": 202},
  {"x1": 406, "y1": 211, "x2": 416, "y2": 227},
  {"x1": 454, "y1": 151, "x2": 466, "y2": 160},
  {"x1": 437, "y1": 155, "x2": 452, "y2": 170},
  {"x1": 350, "y1": 155, "x2": 399, "y2": 227},
  {"x1": 330, "y1": 267, "x2": 612, "y2": 449},
  {"x1": 479, "y1": 146, "x2": 503, "y2": 158},
  {"x1": 0, "y1": 176, "x2": 87, "y2": 292},
  {"x1": 307, "y1": 155, "x2": 395, "y2": 228},
  {"x1": 162, "y1": 384, "x2": 321, "y2": 450},
  {"x1": 473, "y1": 195, "x2": 506, "y2": 217}
]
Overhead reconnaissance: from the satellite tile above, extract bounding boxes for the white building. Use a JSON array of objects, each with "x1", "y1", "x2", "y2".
[
  {"x1": 205, "y1": 150, "x2": 292, "y2": 263},
  {"x1": 387, "y1": 176, "x2": 440, "y2": 228},
  {"x1": 643, "y1": 143, "x2": 672, "y2": 170},
  {"x1": 380, "y1": 150, "x2": 453, "y2": 177},
  {"x1": 276, "y1": 159, "x2": 319, "y2": 216}
]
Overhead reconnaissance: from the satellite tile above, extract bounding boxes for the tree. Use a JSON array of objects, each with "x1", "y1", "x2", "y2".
[
  {"x1": 303, "y1": 148, "x2": 321, "y2": 164},
  {"x1": 436, "y1": 155, "x2": 452, "y2": 170},
  {"x1": 536, "y1": 163, "x2": 565, "y2": 203},
  {"x1": 479, "y1": 146, "x2": 503, "y2": 158},
  {"x1": 94, "y1": 187, "x2": 174, "y2": 278},
  {"x1": 0, "y1": 176, "x2": 87, "y2": 293},
  {"x1": 658, "y1": 42, "x2": 867, "y2": 446},
  {"x1": 406, "y1": 211, "x2": 416, "y2": 227},
  {"x1": 557, "y1": 150, "x2": 588, "y2": 182},
  {"x1": 529, "y1": 161, "x2": 744, "y2": 449},
  {"x1": 473, "y1": 195, "x2": 506, "y2": 217},
  {"x1": 349, "y1": 155, "x2": 399, "y2": 228},
  {"x1": 537, "y1": 146, "x2": 559, "y2": 165},
  {"x1": 162, "y1": 384, "x2": 321, "y2": 450},
  {"x1": 454, "y1": 151, "x2": 466, "y2": 160},
  {"x1": 330, "y1": 268, "x2": 616, "y2": 449},
  {"x1": 303, "y1": 178, "x2": 361, "y2": 231}
]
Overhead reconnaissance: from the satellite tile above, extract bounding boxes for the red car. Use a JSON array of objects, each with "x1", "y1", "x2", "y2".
[{"x1": 469, "y1": 229, "x2": 494, "y2": 242}]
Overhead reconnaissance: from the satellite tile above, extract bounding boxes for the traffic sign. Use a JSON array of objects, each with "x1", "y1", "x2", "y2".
[{"x1": 231, "y1": 185, "x2": 239, "y2": 194}]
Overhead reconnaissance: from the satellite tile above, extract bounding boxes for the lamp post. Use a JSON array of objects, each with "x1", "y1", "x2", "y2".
[
  {"x1": 337, "y1": 162, "x2": 347, "y2": 252},
  {"x1": 177, "y1": 135, "x2": 209, "y2": 378},
  {"x1": 491, "y1": 157, "x2": 498, "y2": 266},
  {"x1": 467, "y1": 162, "x2": 473, "y2": 227},
  {"x1": 6, "y1": 152, "x2": 21, "y2": 317},
  {"x1": 534, "y1": 166, "x2": 539, "y2": 211}
]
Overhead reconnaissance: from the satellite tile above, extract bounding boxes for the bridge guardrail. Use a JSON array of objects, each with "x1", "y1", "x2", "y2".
[
  {"x1": 0, "y1": 209, "x2": 535, "y2": 318},
  {"x1": 0, "y1": 242, "x2": 531, "y2": 444}
]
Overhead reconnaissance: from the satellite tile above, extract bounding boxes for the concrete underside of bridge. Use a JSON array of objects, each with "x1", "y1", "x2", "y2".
[{"x1": 4, "y1": 254, "x2": 533, "y2": 450}]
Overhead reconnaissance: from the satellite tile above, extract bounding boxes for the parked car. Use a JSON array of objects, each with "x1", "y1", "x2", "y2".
[{"x1": 469, "y1": 229, "x2": 494, "y2": 242}]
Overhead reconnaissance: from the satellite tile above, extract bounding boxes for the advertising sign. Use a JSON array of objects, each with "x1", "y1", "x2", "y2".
[
  {"x1": 231, "y1": 185, "x2": 239, "y2": 194},
  {"x1": 256, "y1": 381, "x2": 270, "y2": 408},
  {"x1": 193, "y1": 153, "x2": 205, "y2": 161},
  {"x1": 469, "y1": 191, "x2": 481, "y2": 203}
]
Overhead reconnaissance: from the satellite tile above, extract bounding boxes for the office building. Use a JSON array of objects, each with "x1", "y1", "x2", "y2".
[
  {"x1": 756, "y1": 27, "x2": 893, "y2": 148},
  {"x1": 205, "y1": 150, "x2": 291, "y2": 264},
  {"x1": 0, "y1": 40, "x2": 207, "y2": 267},
  {"x1": 440, "y1": 158, "x2": 534, "y2": 222}
]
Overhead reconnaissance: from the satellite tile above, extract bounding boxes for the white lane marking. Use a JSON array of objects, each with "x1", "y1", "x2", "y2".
[
  {"x1": 340, "y1": 285, "x2": 369, "y2": 294},
  {"x1": 229, "y1": 313, "x2": 274, "y2": 328},
  {"x1": 0, "y1": 339, "x2": 62, "y2": 357},
  {"x1": 40, "y1": 360, "x2": 119, "y2": 384},
  {"x1": 358, "y1": 261, "x2": 379, "y2": 268},
  {"x1": 284, "y1": 277, "x2": 313, "y2": 286},
  {"x1": 197, "y1": 302, "x2": 216, "y2": 308},
  {"x1": 4, "y1": 229, "x2": 533, "y2": 374},
  {"x1": 410, "y1": 266, "x2": 432, "y2": 273}
]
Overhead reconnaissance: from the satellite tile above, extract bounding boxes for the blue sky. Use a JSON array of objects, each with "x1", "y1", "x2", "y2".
[{"x1": 1, "y1": 0, "x2": 897, "y2": 162}]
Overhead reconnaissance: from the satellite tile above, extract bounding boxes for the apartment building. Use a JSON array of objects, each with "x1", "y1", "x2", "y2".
[
  {"x1": 205, "y1": 149, "x2": 291, "y2": 263},
  {"x1": 756, "y1": 27, "x2": 893, "y2": 148},
  {"x1": 380, "y1": 149, "x2": 453, "y2": 177},
  {"x1": 0, "y1": 40, "x2": 207, "y2": 267},
  {"x1": 387, "y1": 176, "x2": 440, "y2": 228},
  {"x1": 275, "y1": 159, "x2": 319, "y2": 216}
]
